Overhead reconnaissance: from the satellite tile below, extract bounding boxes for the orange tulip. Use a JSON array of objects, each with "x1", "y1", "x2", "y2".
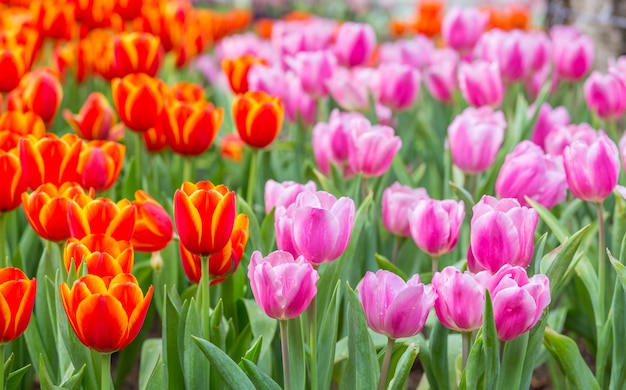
[
  {"x1": 68, "y1": 197, "x2": 136, "y2": 241},
  {"x1": 232, "y1": 91, "x2": 284, "y2": 149},
  {"x1": 142, "y1": 123, "x2": 167, "y2": 153},
  {"x1": 22, "y1": 182, "x2": 92, "y2": 242},
  {"x1": 173, "y1": 181, "x2": 236, "y2": 257},
  {"x1": 114, "y1": 0, "x2": 143, "y2": 21},
  {"x1": 163, "y1": 100, "x2": 223, "y2": 156},
  {"x1": 170, "y1": 81, "x2": 205, "y2": 103},
  {"x1": 111, "y1": 73, "x2": 164, "y2": 132},
  {"x1": 64, "y1": 234, "x2": 133, "y2": 278},
  {"x1": 31, "y1": 0, "x2": 76, "y2": 41},
  {"x1": 0, "y1": 268, "x2": 36, "y2": 344},
  {"x1": 112, "y1": 32, "x2": 163, "y2": 78},
  {"x1": 221, "y1": 55, "x2": 267, "y2": 94},
  {"x1": 0, "y1": 111, "x2": 46, "y2": 152},
  {"x1": 60, "y1": 273, "x2": 152, "y2": 353},
  {"x1": 219, "y1": 133, "x2": 244, "y2": 163},
  {"x1": 63, "y1": 92, "x2": 124, "y2": 141},
  {"x1": 130, "y1": 190, "x2": 173, "y2": 253},
  {"x1": 0, "y1": 149, "x2": 27, "y2": 212},
  {"x1": 19, "y1": 133, "x2": 82, "y2": 190},
  {"x1": 76, "y1": 140, "x2": 125, "y2": 192},
  {"x1": 0, "y1": 48, "x2": 25, "y2": 93},
  {"x1": 180, "y1": 213, "x2": 248, "y2": 285},
  {"x1": 70, "y1": 0, "x2": 115, "y2": 30}
]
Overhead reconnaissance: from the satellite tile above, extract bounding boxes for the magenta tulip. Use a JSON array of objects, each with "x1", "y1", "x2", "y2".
[
  {"x1": 286, "y1": 50, "x2": 336, "y2": 98},
  {"x1": 544, "y1": 123, "x2": 597, "y2": 156},
  {"x1": 583, "y1": 71, "x2": 626, "y2": 119},
  {"x1": 347, "y1": 124, "x2": 402, "y2": 178},
  {"x1": 448, "y1": 106, "x2": 506, "y2": 174},
  {"x1": 248, "y1": 250, "x2": 319, "y2": 320},
  {"x1": 409, "y1": 199, "x2": 464, "y2": 257},
  {"x1": 378, "y1": 36, "x2": 434, "y2": 69},
  {"x1": 529, "y1": 103, "x2": 570, "y2": 151},
  {"x1": 432, "y1": 267, "x2": 490, "y2": 332},
  {"x1": 551, "y1": 26, "x2": 594, "y2": 81},
  {"x1": 265, "y1": 179, "x2": 317, "y2": 214},
  {"x1": 441, "y1": 7, "x2": 488, "y2": 53},
  {"x1": 563, "y1": 131, "x2": 620, "y2": 203},
  {"x1": 333, "y1": 22, "x2": 376, "y2": 67},
  {"x1": 458, "y1": 60, "x2": 504, "y2": 107},
  {"x1": 468, "y1": 196, "x2": 538, "y2": 273},
  {"x1": 247, "y1": 64, "x2": 285, "y2": 97},
  {"x1": 382, "y1": 182, "x2": 429, "y2": 237},
  {"x1": 486, "y1": 265, "x2": 551, "y2": 340},
  {"x1": 424, "y1": 49, "x2": 458, "y2": 103},
  {"x1": 357, "y1": 270, "x2": 436, "y2": 339},
  {"x1": 372, "y1": 63, "x2": 420, "y2": 111},
  {"x1": 325, "y1": 67, "x2": 372, "y2": 112},
  {"x1": 495, "y1": 141, "x2": 568, "y2": 209},
  {"x1": 497, "y1": 30, "x2": 533, "y2": 82},
  {"x1": 274, "y1": 204, "x2": 299, "y2": 259},
  {"x1": 282, "y1": 72, "x2": 317, "y2": 125}
]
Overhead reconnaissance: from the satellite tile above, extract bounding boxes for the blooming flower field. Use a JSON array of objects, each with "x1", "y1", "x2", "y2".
[{"x1": 0, "y1": 0, "x2": 623, "y2": 389}]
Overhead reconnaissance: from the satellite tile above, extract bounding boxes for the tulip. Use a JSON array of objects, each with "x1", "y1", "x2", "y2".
[
  {"x1": 180, "y1": 213, "x2": 249, "y2": 285},
  {"x1": 17, "y1": 69, "x2": 64, "y2": 125},
  {"x1": 173, "y1": 181, "x2": 236, "y2": 257},
  {"x1": 0, "y1": 150, "x2": 27, "y2": 212},
  {"x1": 111, "y1": 73, "x2": 164, "y2": 132},
  {"x1": 274, "y1": 203, "x2": 299, "y2": 259},
  {"x1": 432, "y1": 267, "x2": 489, "y2": 332},
  {"x1": 0, "y1": 49, "x2": 25, "y2": 93},
  {"x1": 129, "y1": 190, "x2": 173, "y2": 253},
  {"x1": 72, "y1": 0, "x2": 115, "y2": 29},
  {"x1": 143, "y1": 123, "x2": 167, "y2": 153},
  {"x1": 583, "y1": 71, "x2": 626, "y2": 119},
  {"x1": 19, "y1": 134, "x2": 82, "y2": 190},
  {"x1": 458, "y1": 60, "x2": 504, "y2": 107},
  {"x1": 563, "y1": 131, "x2": 620, "y2": 203},
  {"x1": 232, "y1": 91, "x2": 284, "y2": 149},
  {"x1": 424, "y1": 49, "x2": 458, "y2": 103},
  {"x1": 378, "y1": 36, "x2": 434, "y2": 69},
  {"x1": 247, "y1": 64, "x2": 285, "y2": 98},
  {"x1": 222, "y1": 55, "x2": 268, "y2": 94},
  {"x1": 31, "y1": 0, "x2": 75, "y2": 41},
  {"x1": 64, "y1": 234, "x2": 133, "y2": 278},
  {"x1": 282, "y1": 72, "x2": 317, "y2": 125},
  {"x1": 286, "y1": 50, "x2": 336, "y2": 98},
  {"x1": 497, "y1": 30, "x2": 533, "y2": 82},
  {"x1": 347, "y1": 123, "x2": 402, "y2": 178},
  {"x1": 551, "y1": 27, "x2": 594, "y2": 81},
  {"x1": 162, "y1": 100, "x2": 224, "y2": 156},
  {"x1": 468, "y1": 196, "x2": 538, "y2": 273},
  {"x1": 325, "y1": 66, "x2": 371, "y2": 112},
  {"x1": 371, "y1": 63, "x2": 420, "y2": 111},
  {"x1": 410, "y1": 199, "x2": 465, "y2": 259},
  {"x1": 111, "y1": 32, "x2": 163, "y2": 78},
  {"x1": 0, "y1": 268, "x2": 36, "y2": 343},
  {"x1": 115, "y1": 0, "x2": 142, "y2": 20},
  {"x1": 248, "y1": 250, "x2": 319, "y2": 320},
  {"x1": 447, "y1": 107, "x2": 506, "y2": 174},
  {"x1": 63, "y1": 92, "x2": 124, "y2": 141},
  {"x1": 0, "y1": 111, "x2": 46, "y2": 152},
  {"x1": 265, "y1": 180, "x2": 317, "y2": 214},
  {"x1": 526, "y1": 31, "x2": 552, "y2": 72},
  {"x1": 496, "y1": 141, "x2": 568, "y2": 209},
  {"x1": 486, "y1": 265, "x2": 550, "y2": 340},
  {"x1": 68, "y1": 197, "x2": 136, "y2": 241},
  {"x1": 357, "y1": 270, "x2": 436, "y2": 339},
  {"x1": 529, "y1": 103, "x2": 570, "y2": 151},
  {"x1": 609, "y1": 55, "x2": 626, "y2": 85},
  {"x1": 382, "y1": 182, "x2": 429, "y2": 238},
  {"x1": 60, "y1": 273, "x2": 153, "y2": 352},
  {"x1": 170, "y1": 81, "x2": 205, "y2": 103},
  {"x1": 271, "y1": 19, "x2": 335, "y2": 57},
  {"x1": 22, "y1": 183, "x2": 92, "y2": 242},
  {"x1": 441, "y1": 7, "x2": 488, "y2": 53},
  {"x1": 219, "y1": 133, "x2": 244, "y2": 162},
  {"x1": 544, "y1": 123, "x2": 597, "y2": 157},
  {"x1": 333, "y1": 22, "x2": 376, "y2": 67},
  {"x1": 76, "y1": 141, "x2": 125, "y2": 192},
  {"x1": 291, "y1": 190, "x2": 355, "y2": 266}
]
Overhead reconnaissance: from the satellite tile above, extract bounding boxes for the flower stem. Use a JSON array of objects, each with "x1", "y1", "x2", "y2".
[
  {"x1": 199, "y1": 256, "x2": 211, "y2": 340},
  {"x1": 308, "y1": 296, "x2": 318, "y2": 390},
  {"x1": 378, "y1": 337, "x2": 395, "y2": 390},
  {"x1": 0, "y1": 344, "x2": 5, "y2": 388},
  {"x1": 183, "y1": 156, "x2": 194, "y2": 183},
  {"x1": 432, "y1": 256, "x2": 439, "y2": 275},
  {"x1": 462, "y1": 331, "x2": 471, "y2": 370},
  {"x1": 246, "y1": 148, "x2": 259, "y2": 207},
  {"x1": 391, "y1": 235, "x2": 401, "y2": 265},
  {"x1": 280, "y1": 320, "x2": 291, "y2": 390},
  {"x1": 0, "y1": 212, "x2": 6, "y2": 268},
  {"x1": 134, "y1": 131, "x2": 144, "y2": 189},
  {"x1": 101, "y1": 352, "x2": 111, "y2": 390},
  {"x1": 596, "y1": 201, "x2": 606, "y2": 322}
]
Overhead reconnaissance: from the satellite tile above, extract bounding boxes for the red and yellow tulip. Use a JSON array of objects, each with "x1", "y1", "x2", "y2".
[
  {"x1": 0, "y1": 268, "x2": 36, "y2": 344},
  {"x1": 64, "y1": 234, "x2": 134, "y2": 279},
  {"x1": 19, "y1": 133, "x2": 82, "y2": 190},
  {"x1": 111, "y1": 73, "x2": 164, "y2": 132},
  {"x1": 76, "y1": 140, "x2": 125, "y2": 192},
  {"x1": 232, "y1": 91, "x2": 284, "y2": 149},
  {"x1": 163, "y1": 100, "x2": 223, "y2": 156},
  {"x1": 130, "y1": 190, "x2": 173, "y2": 253},
  {"x1": 68, "y1": 197, "x2": 136, "y2": 241}
]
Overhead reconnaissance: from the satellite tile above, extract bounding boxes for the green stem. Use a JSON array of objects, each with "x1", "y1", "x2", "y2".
[
  {"x1": 432, "y1": 256, "x2": 439, "y2": 275},
  {"x1": 280, "y1": 320, "x2": 291, "y2": 390},
  {"x1": 462, "y1": 331, "x2": 471, "y2": 370},
  {"x1": 182, "y1": 156, "x2": 194, "y2": 184},
  {"x1": 361, "y1": 177, "x2": 369, "y2": 201},
  {"x1": 101, "y1": 352, "x2": 111, "y2": 390},
  {"x1": 199, "y1": 256, "x2": 211, "y2": 340},
  {"x1": 0, "y1": 213, "x2": 6, "y2": 268},
  {"x1": 391, "y1": 235, "x2": 402, "y2": 265},
  {"x1": 0, "y1": 344, "x2": 4, "y2": 388},
  {"x1": 378, "y1": 337, "x2": 395, "y2": 390},
  {"x1": 57, "y1": 242, "x2": 67, "y2": 281},
  {"x1": 597, "y1": 202, "x2": 606, "y2": 323},
  {"x1": 246, "y1": 149, "x2": 259, "y2": 207},
  {"x1": 135, "y1": 131, "x2": 144, "y2": 189},
  {"x1": 308, "y1": 296, "x2": 318, "y2": 390},
  {"x1": 606, "y1": 119, "x2": 618, "y2": 141}
]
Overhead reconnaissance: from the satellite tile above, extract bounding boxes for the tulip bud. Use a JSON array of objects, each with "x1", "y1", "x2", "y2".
[
  {"x1": 382, "y1": 182, "x2": 429, "y2": 237},
  {"x1": 442, "y1": 7, "x2": 488, "y2": 53},
  {"x1": 551, "y1": 26, "x2": 594, "y2": 81},
  {"x1": 583, "y1": 71, "x2": 626, "y2": 119},
  {"x1": 264, "y1": 179, "x2": 317, "y2": 214},
  {"x1": 529, "y1": 103, "x2": 570, "y2": 151},
  {"x1": 410, "y1": 199, "x2": 465, "y2": 257},
  {"x1": 458, "y1": 60, "x2": 504, "y2": 107},
  {"x1": 333, "y1": 22, "x2": 376, "y2": 67}
]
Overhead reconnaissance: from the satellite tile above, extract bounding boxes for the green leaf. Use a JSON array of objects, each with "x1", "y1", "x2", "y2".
[
  {"x1": 6, "y1": 363, "x2": 31, "y2": 390},
  {"x1": 526, "y1": 198, "x2": 569, "y2": 242},
  {"x1": 192, "y1": 336, "x2": 255, "y2": 390},
  {"x1": 309, "y1": 166, "x2": 341, "y2": 196},
  {"x1": 542, "y1": 224, "x2": 590, "y2": 295},
  {"x1": 518, "y1": 314, "x2": 548, "y2": 390},
  {"x1": 59, "y1": 364, "x2": 85, "y2": 390},
  {"x1": 260, "y1": 208, "x2": 276, "y2": 255},
  {"x1": 460, "y1": 335, "x2": 484, "y2": 390},
  {"x1": 345, "y1": 283, "x2": 378, "y2": 389},
  {"x1": 388, "y1": 343, "x2": 419, "y2": 390},
  {"x1": 183, "y1": 299, "x2": 208, "y2": 390},
  {"x1": 543, "y1": 328, "x2": 599, "y2": 390},
  {"x1": 242, "y1": 299, "x2": 277, "y2": 359},
  {"x1": 391, "y1": 155, "x2": 413, "y2": 186},
  {"x1": 483, "y1": 291, "x2": 500, "y2": 389},
  {"x1": 430, "y1": 320, "x2": 450, "y2": 390},
  {"x1": 228, "y1": 324, "x2": 253, "y2": 362},
  {"x1": 241, "y1": 336, "x2": 263, "y2": 366},
  {"x1": 609, "y1": 250, "x2": 626, "y2": 291},
  {"x1": 139, "y1": 339, "x2": 162, "y2": 390},
  {"x1": 449, "y1": 181, "x2": 475, "y2": 219},
  {"x1": 530, "y1": 233, "x2": 547, "y2": 276},
  {"x1": 317, "y1": 281, "x2": 342, "y2": 390},
  {"x1": 286, "y1": 317, "x2": 305, "y2": 390},
  {"x1": 374, "y1": 254, "x2": 408, "y2": 281},
  {"x1": 240, "y1": 359, "x2": 282, "y2": 390},
  {"x1": 497, "y1": 333, "x2": 528, "y2": 390},
  {"x1": 610, "y1": 275, "x2": 626, "y2": 389},
  {"x1": 237, "y1": 196, "x2": 264, "y2": 256},
  {"x1": 162, "y1": 289, "x2": 184, "y2": 389}
]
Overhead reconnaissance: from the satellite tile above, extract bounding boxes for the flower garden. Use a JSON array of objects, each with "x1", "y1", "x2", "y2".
[{"x1": 0, "y1": 0, "x2": 623, "y2": 389}]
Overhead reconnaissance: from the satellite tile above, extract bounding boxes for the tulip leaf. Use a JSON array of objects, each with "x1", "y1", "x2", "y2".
[
  {"x1": 6, "y1": 363, "x2": 31, "y2": 390},
  {"x1": 543, "y1": 328, "x2": 600, "y2": 390},
  {"x1": 260, "y1": 208, "x2": 276, "y2": 254},
  {"x1": 526, "y1": 197, "x2": 569, "y2": 242},
  {"x1": 374, "y1": 254, "x2": 408, "y2": 281},
  {"x1": 183, "y1": 299, "x2": 208, "y2": 390},
  {"x1": 240, "y1": 358, "x2": 282, "y2": 390},
  {"x1": 610, "y1": 273, "x2": 626, "y2": 389},
  {"x1": 241, "y1": 336, "x2": 263, "y2": 366},
  {"x1": 520, "y1": 83, "x2": 551, "y2": 140},
  {"x1": 460, "y1": 334, "x2": 484, "y2": 390},
  {"x1": 391, "y1": 155, "x2": 413, "y2": 186},
  {"x1": 429, "y1": 320, "x2": 450, "y2": 390},
  {"x1": 542, "y1": 224, "x2": 590, "y2": 296},
  {"x1": 449, "y1": 181, "x2": 475, "y2": 219},
  {"x1": 192, "y1": 336, "x2": 255, "y2": 390},
  {"x1": 229, "y1": 324, "x2": 253, "y2": 362},
  {"x1": 237, "y1": 196, "x2": 264, "y2": 254},
  {"x1": 530, "y1": 233, "x2": 547, "y2": 276},
  {"x1": 497, "y1": 332, "x2": 528, "y2": 390},
  {"x1": 483, "y1": 291, "x2": 500, "y2": 390},
  {"x1": 609, "y1": 249, "x2": 626, "y2": 291},
  {"x1": 344, "y1": 283, "x2": 378, "y2": 390},
  {"x1": 139, "y1": 338, "x2": 164, "y2": 390},
  {"x1": 162, "y1": 288, "x2": 184, "y2": 389},
  {"x1": 59, "y1": 364, "x2": 85, "y2": 390},
  {"x1": 388, "y1": 343, "x2": 419, "y2": 390},
  {"x1": 37, "y1": 354, "x2": 57, "y2": 390},
  {"x1": 318, "y1": 280, "x2": 342, "y2": 390},
  {"x1": 308, "y1": 165, "x2": 341, "y2": 196},
  {"x1": 242, "y1": 299, "x2": 277, "y2": 359},
  {"x1": 519, "y1": 314, "x2": 548, "y2": 390},
  {"x1": 286, "y1": 317, "x2": 306, "y2": 390}
]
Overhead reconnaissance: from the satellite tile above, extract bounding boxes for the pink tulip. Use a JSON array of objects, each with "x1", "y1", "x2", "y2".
[
  {"x1": 583, "y1": 71, "x2": 626, "y2": 119},
  {"x1": 382, "y1": 182, "x2": 429, "y2": 237},
  {"x1": 497, "y1": 30, "x2": 533, "y2": 82},
  {"x1": 551, "y1": 26, "x2": 594, "y2": 81},
  {"x1": 347, "y1": 124, "x2": 402, "y2": 177},
  {"x1": 526, "y1": 31, "x2": 552, "y2": 72},
  {"x1": 248, "y1": 250, "x2": 319, "y2": 320},
  {"x1": 357, "y1": 270, "x2": 436, "y2": 339},
  {"x1": 326, "y1": 67, "x2": 371, "y2": 112},
  {"x1": 274, "y1": 204, "x2": 299, "y2": 259},
  {"x1": 619, "y1": 132, "x2": 626, "y2": 171},
  {"x1": 424, "y1": 49, "x2": 459, "y2": 103},
  {"x1": 458, "y1": 60, "x2": 504, "y2": 107},
  {"x1": 248, "y1": 64, "x2": 284, "y2": 97},
  {"x1": 378, "y1": 36, "x2": 435, "y2": 69},
  {"x1": 291, "y1": 191, "x2": 355, "y2": 266},
  {"x1": 448, "y1": 106, "x2": 506, "y2": 174},
  {"x1": 286, "y1": 50, "x2": 337, "y2": 98},
  {"x1": 529, "y1": 103, "x2": 570, "y2": 150},
  {"x1": 468, "y1": 196, "x2": 538, "y2": 273},
  {"x1": 495, "y1": 141, "x2": 568, "y2": 209},
  {"x1": 441, "y1": 7, "x2": 488, "y2": 53},
  {"x1": 265, "y1": 179, "x2": 317, "y2": 214},
  {"x1": 271, "y1": 19, "x2": 335, "y2": 58},
  {"x1": 371, "y1": 63, "x2": 420, "y2": 111},
  {"x1": 216, "y1": 33, "x2": 277, "y2": 64},
  {"x1": 609, "y1": 55, "x2": 626, "y2": 85},
  {"x1": 486, "y1": 265, "x2": 550, "y2": 340},
  {"x1": 432, "y1": 267, "x2": 490, "y2": 332},
  {"x1": 563, "y1": 131, "x2": 620, "y2": 203},
  {"x1": 544, "y1": 123, "x2": 597, "y2": 156},
  {"x1": 410, "y1": 199, "x2": 465, "y2": 257},
  {"x1": 282, "y1": 72, "x2": 317, "y2": 125},
  {"x1": 333, "y1": 22, "x2": 376, "y2": 67}
]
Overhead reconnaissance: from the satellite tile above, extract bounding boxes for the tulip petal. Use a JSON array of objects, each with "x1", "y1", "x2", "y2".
[
  {"x1": 76, "y1": 294, "x2": 128, "y2": 352},
  {"x1": 293, "y1": 207, "x2": 340, "y2": 264}
]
